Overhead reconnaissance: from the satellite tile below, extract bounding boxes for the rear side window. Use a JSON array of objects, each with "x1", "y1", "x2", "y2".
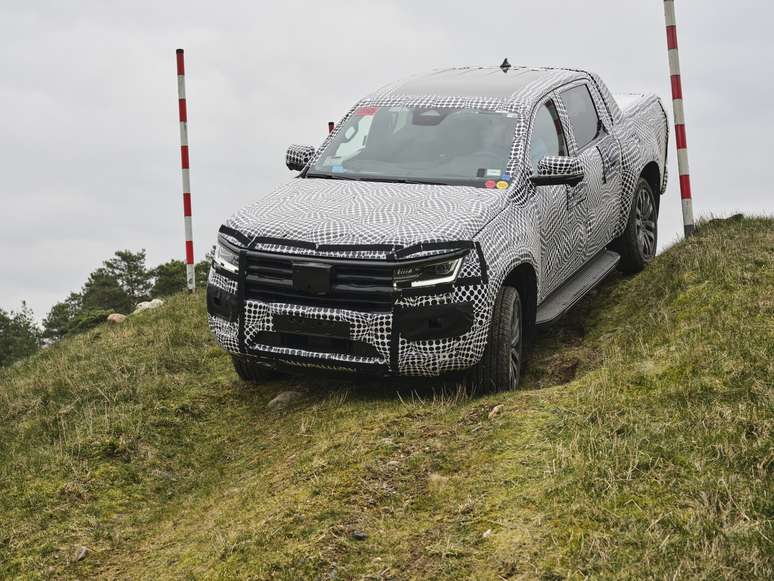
[
  {"x1": 561, "y1": 85, "x2": 601, "y2": 150},
  {"x1": 530, "y1": 100, "x2": 568, "y2": 171}
]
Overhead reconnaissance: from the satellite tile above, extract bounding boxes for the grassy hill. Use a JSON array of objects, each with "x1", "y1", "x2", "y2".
[{"x1": 1, "y1": 216, "x2": 772, "y2": 580}]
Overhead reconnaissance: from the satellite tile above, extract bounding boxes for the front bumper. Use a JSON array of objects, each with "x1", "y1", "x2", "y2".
[{"x1": 206, "y1": 242, "x2": 492, "y2": 377}]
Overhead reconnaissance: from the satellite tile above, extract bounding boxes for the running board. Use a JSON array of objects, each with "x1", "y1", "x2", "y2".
[{"x1": 535, "y1": 250, "x2": 620, "y2": 326}]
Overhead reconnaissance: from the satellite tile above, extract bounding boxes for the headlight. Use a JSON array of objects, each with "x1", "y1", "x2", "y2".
[
  {"x1": 393, "y1": 255, "x2": 464, "y2": 289},
  {"x1": 214, "y1": 238, "x2": 240, "y2": 273}
]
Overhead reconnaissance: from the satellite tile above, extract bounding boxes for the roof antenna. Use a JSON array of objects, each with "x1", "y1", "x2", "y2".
[{"x1": 500, "y1": 58, "x2": 511, "y2": 73}]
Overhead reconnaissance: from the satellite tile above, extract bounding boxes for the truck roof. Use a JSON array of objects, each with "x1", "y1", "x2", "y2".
[{"x1": 377, "y1": 66, "x2": 584, "y2": 102}]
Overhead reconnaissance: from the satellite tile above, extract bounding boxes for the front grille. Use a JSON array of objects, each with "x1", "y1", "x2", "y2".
[
  {"x1": 243, "y1": 251, "x2": 396, "y2": 311},
  {"x1": 253, "y1": 331, "x2": 381, "y2": 359}
]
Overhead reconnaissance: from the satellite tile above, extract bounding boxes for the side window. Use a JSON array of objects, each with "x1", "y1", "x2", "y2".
[
  {"x1": 561, "y1": 85, "x2": 601, "y2": 150},
  {"x1": 530, "y1": 100, "x2": 568, "y2": 172}
]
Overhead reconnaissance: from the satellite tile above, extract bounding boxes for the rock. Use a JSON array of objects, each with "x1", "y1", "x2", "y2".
[
  {"x1": 482, "y1": 529, "x2": 492, "y2": 539},
  {"x1": 74, "y1": 546, "x2": 88, "y2": 561},
  {"x1": 488, "y1": 404, "x2": 504, "y2": 419},
  {"x1": 133, "y1": 298, "x2": 164, "y2": 314},
  {"x1": 351, "y1": 530, "x2": 368, "y2": 541},
  {"x1": 267, "y1": 391, "x2": 303, "y2": 410},
  {"x1": 106, "y1": 313, "x2": 127, "y2": 324}
]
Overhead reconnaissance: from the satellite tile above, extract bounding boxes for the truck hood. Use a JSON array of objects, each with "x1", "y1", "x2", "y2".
[{"x1": 224, "y1": 178, "x2": 509, "y2": 249}]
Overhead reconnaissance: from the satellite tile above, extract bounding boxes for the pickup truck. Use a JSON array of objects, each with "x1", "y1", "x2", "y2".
[{"x1": 207, "y1": 64, "x2": 668, "y2": 392}]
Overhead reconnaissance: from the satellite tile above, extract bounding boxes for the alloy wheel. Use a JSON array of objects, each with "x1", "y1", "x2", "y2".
[
  {"x1": 510, "y1": 300, "x2": 522, "y2": 386},
  {"x1": 635, "y1": 184, "x2": 657, "y2": 259}
]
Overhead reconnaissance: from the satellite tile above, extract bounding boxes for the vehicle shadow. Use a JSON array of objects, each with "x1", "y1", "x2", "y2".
[{"x1": 246, "y1": 271, "x2": 623, "y2": 405}]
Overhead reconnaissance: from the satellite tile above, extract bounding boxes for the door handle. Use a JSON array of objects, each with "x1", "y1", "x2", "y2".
[{"x1": 566, "y1": 182, "x2": 588, "y2": 210}]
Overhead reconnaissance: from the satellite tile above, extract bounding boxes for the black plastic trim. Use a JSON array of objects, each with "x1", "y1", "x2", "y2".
[
  {"x1": 212, "y1": 263, "x2": 239, "y2": 281},
  {"x1": 389, "y1": 240, "x2": 475, "y2": 260},
  {"x1": 218, "y1": 225, "x2": 251, "y2": 246},
  {"x1": 244, "y1": 246, "x2": 468, "y2": 269},
  {"x1": 395, "y1": 302, "x2": 474, "y2": 341},
  {"x1": 317, "y1": 243, "x2": 404, "y2": 252},
  {"x1": 389, "y1": 306, "x2": 400, "y2": 374},
  {"x1": 397, "y1": 282, "x2": 455, "y2": 299},
  {"x1": 206, "y1": 283, "x2": 240, "y2": 322},
  {"x1": 474, "y1": 242, "x2": 489, "y2": 284},
  {"x1": 237, "y1": 251, "x2": 247, "y2": 354},
  {"x1": 252, "y1": 236, "x2": 317, "y2": 250}
]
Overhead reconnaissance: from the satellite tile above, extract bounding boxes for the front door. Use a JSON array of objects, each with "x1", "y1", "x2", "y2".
[
  {"x1": 529, "y1": 98, "x2": 586, "y2": 297},
  {"x1": 558, "y1": 83, "x2": 623, "y2": 261}
]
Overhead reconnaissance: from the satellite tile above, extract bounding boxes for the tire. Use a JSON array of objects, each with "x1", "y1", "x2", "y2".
[
  {"x1": 469, "y1": 286, "x2": 523, "y2": 394},
  {"x1": 231, "y1": 355, "x2": 282, "y2": 383},
  {"x1": 612, "y1": 176, "x2": 658, "y2": 274}
]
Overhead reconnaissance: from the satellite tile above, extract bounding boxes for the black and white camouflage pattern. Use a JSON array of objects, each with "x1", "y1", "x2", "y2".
[
  {"x1": 285, "y1": 144, "x2": 315, "y2": 171},
  {"x1": 209, "y1": 65, "x2": 668, "y2": 376}
]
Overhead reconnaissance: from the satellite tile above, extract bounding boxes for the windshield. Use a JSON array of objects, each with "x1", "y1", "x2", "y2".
[{"x1": 307, "y1": 106, "x2": 519, "y2": 188}]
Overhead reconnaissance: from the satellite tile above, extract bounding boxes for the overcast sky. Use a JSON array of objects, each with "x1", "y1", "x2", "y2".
[{"x1": 1, "y1": 1, "x2": 771, "y2": 318}]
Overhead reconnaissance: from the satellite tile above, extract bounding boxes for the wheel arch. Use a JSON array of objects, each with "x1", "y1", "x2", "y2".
[
  {"x1": 641, "y1": 161, "x2": 662, "y2": 208},
  {"x1": 501, "y1": 262, "x2": 538, "y2": 347}
]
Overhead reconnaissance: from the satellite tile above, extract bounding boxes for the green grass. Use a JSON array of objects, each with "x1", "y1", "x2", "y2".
[{"x1": 1, "y1": 216, "x2": 772, "y2": 579}]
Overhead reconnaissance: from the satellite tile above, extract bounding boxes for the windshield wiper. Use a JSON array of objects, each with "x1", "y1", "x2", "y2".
[
  {"x1": 354, "y1": 176, "x2": 448, "y2": 186},
  {"x1": 395, "y1": 178, "x2": 448, "y2": 186},
  {"x1": 305, "y1": 172, "x2": 361, "y2": 181},
  {"x1": 306, "y1": 172, "x2": 448, "y2": 186}
]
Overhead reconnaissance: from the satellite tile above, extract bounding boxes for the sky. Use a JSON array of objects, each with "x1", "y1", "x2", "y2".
[{"x1": 1, "y1": 0, "x2": 772, "y2": 319}]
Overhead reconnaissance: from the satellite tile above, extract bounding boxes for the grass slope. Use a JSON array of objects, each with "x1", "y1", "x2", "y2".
[{"x1": 1, "y1": 216, "x2": 772, "y2": 580}]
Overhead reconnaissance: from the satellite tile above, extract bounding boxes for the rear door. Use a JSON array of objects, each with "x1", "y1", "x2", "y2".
[
  {"x1": 558, "y1": 83, "x2": 623, "y2": 261},
  {"x1": 528, "y1": 97, "x2": 586, "y2": 296}
]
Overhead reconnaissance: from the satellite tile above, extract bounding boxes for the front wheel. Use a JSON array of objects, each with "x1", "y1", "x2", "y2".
[
  {"x1": 469, "y1": 286, "x2": 523, "y2": 394},
  {"x1": 612, "y1": 177, "x2": 658, "y2": 274}
]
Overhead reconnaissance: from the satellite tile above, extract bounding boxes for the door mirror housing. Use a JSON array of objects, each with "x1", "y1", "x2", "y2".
[
  {"x1": 530, "y1": 156, "x2": 584, "y2": 187},
  {"x1": 286, "y1": 144, "x2": 316, "y2": 171}
]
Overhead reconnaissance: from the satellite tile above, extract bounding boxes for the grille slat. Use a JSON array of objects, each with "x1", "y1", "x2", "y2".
[
  {"x1": 248, "y1": 265, "x2": 292, "y2": 278},
  {"x1": 243, "y1": 251, "x2": 396, "y2": 311}
]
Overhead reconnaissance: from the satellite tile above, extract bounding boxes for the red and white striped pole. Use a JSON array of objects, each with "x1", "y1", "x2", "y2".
[
  {"x1": 664, "y1": 0, "x2": 695, "y2": 236},
  {"x1": 176, "y1": 48, "x2": 195, "y2": 289}
]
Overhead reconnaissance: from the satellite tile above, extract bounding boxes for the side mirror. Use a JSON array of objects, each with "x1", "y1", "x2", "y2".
[
  {"x1": 285, "y1": 144, "x2": 316, "y2": 171},
  {"x1": 530, "y1": 156, "x2": 584, "y2": 187}
]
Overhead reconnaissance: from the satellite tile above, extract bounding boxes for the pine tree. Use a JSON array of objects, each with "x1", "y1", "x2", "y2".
[
  {"x1": 150, "y1": 260, "x2": 187, "y2": 298},
  {"x1": 42, "y1": 292, "x2": 82, "y2": 340},
  {"x1": 104, "y1": 250, "x2": 152, "y2": 305},
  {"x1": 81, "y1": 268, "x2": 132, "y2": 314},
  {"x1": 0, "y1": 302, "x2": 40, "y2": 367}
]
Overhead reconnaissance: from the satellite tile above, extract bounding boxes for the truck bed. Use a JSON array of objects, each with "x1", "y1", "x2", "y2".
[{"x1": 613, "y1": 93, "x2": 651, "y2": 117}]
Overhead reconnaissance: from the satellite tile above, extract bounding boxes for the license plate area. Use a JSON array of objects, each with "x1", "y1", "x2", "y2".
[
  {"x1": 292, "y1": 262, "x2": 332, "y2": 295},
  {"x1": 273, "y1": 314, "x2": 351, "y2": 339}
]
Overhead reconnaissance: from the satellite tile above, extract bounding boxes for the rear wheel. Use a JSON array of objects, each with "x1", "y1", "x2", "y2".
[
  {"x1": 469, "y1": 286, "x2": 523, "y2": 393},
  {"x1": 231, "y1": 355, "x2": 282, "y2": 383},
  {"x1": 612, "y1": 177, "x2": 658, "y2": 274}
]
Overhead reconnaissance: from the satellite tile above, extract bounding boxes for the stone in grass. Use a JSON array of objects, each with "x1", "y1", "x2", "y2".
[
  {"x1": 266, "y1": 391, "x2": 303, "y2": 410},
  {"x1": 133, "y1": 298, "x2": 164, "y2": 314},
  {"x1": 106, "y1": 313, "x2": 127, "y2": 324},
  {"x1": 74, "y1": 546, "x2": 88, "y2": 561}
]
